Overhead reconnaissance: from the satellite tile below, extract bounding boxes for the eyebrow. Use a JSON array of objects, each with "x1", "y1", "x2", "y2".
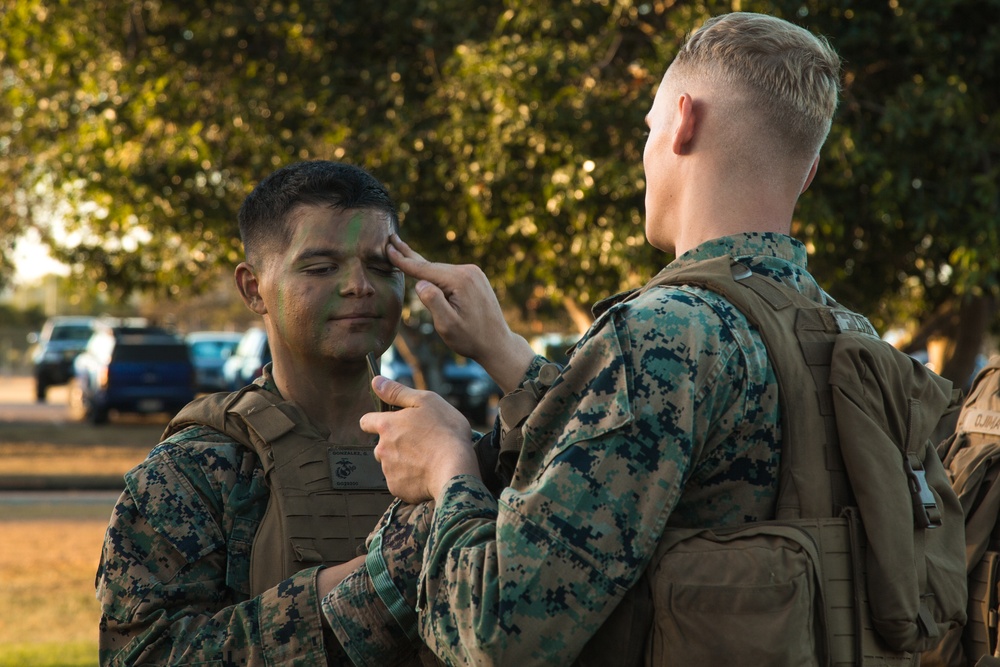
[{"x1": 294, "y1": 247, "x2": 392, "y2": 264}]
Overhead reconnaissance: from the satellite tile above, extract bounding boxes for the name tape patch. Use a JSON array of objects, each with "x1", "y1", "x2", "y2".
[
  {"x1": 832, "y1": 310, "x2": 879, "y2": 338},
  {"x1": 961, "y1": 409, "x2": 1000, "y2": 437},
  {"x1": 328, "y1": 448, "x2": 388, "y2": 490}
]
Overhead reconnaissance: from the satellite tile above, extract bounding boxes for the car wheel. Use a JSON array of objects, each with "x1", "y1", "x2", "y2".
[{"x1": 89, "y1": 406, "x2": 110, "y2": 425}]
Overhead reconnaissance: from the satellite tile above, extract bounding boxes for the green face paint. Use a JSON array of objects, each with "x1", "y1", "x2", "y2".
[{"x1": 264, "y1": 205, "x2": 404, "y2": 367}]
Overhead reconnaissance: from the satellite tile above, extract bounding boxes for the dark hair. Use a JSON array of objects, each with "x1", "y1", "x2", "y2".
[{"x1": 238, "y1": 160, "x2": 399, "y2": 263}]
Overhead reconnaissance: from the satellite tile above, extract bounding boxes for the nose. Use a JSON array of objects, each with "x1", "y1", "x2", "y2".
[{"x1": 340, "y1": 261, "x2": 376, "y2": 297}]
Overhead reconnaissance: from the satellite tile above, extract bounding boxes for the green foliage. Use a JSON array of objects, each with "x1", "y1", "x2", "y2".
[
  {"x1": 0, "y1": 303, "x2": 45, "y2": 328},
  {"x1": 785, "y1": 0, "x2": 1000, "y2": 336},
  {"x1": 400, "y1": 0, "x2": 683, "y2": 316},
  {"x1": 1, "y1": 0, "x2": 502, "y2": 298},
  {"x1": 2, "y1": 0, "x2": 999, "y2": 376}
]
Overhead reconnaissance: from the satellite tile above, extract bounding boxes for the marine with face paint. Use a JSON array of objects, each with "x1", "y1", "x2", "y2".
[{"x1": 95, "y1": 161, "x2": 404, "y2": 666}]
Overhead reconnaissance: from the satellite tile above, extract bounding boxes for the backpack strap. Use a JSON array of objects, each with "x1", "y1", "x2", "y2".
[{"x1": 640, "y1": 255, "x2": 860, "y2": 519}]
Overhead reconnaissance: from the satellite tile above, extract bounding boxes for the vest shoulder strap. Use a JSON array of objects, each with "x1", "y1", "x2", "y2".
[
  {"x1": 642, "y1": 255, "x2": 867, "y2": 518},
  {"x1": 162, "y1": 385, "x2": 393, "y2": 595}
]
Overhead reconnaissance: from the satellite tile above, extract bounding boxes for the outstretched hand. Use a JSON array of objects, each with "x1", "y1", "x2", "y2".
[
  {"x1": 362, "y1": 375, "x2": 479, "y2": 504},
  {"x1": 387, "y1": 234, "x2": 534, "y2": 394}
]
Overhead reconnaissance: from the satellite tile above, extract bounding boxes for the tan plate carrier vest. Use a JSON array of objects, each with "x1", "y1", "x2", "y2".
[
  {"x1": 497, "y1": 255, "x2": 964, "y2": 667},
  {"x1": 164, "y1": 385, "x2": 394, "y2": 596}
]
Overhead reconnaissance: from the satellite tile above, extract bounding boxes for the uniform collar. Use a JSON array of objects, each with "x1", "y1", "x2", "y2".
[{"x1": 591, "y1": 233, "x2": 808, "y2": 318}]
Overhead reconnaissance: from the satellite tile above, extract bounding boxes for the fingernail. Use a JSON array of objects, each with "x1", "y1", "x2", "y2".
[
  {"x1": 373, "y1": 375, "x2": 387, "y2": 391},
  {"x1": 415, "y1": 280, "x2": 430, "y2": 295}
]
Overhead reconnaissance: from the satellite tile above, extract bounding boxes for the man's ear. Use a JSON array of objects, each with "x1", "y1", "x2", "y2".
[
  {"x1": 235, "y1": 262, "x2": 267, "y2": 315},
  {"x1": 801, "y1": 155, "x2": 820, "y2": 194},
  {"x1": 672, "y1": 92, "x2": 697, "y2": 155}
]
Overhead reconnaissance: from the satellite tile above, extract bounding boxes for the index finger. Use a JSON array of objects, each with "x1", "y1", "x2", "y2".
[{"x1": 387, "y1": 234, "x2": 454, "y2": 284}]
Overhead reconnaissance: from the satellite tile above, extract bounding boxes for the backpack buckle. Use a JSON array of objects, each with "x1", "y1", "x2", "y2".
[{"x1": 905, "y1": 454, "x2": 942, "y2": 529}]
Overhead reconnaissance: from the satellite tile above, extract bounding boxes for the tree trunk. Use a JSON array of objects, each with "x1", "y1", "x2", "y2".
[
  {"x1": 562, "y1": 297, "x2": 595, "y2": 335},
  {"x1": 938, "y1": 293, "x2": 996, "y2": 391}
]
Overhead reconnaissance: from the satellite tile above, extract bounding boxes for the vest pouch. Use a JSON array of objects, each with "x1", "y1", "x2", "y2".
[
  {"x1": 967, "y1": 551, "x2": 1000, "y2": 661},
  {"x1": 646, "y1": 523, "x2": 827, "y2": 667}
]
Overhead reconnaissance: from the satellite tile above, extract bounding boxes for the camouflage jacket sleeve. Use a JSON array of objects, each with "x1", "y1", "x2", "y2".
[
  {"x1": 95, "y1": 431, "x2": 347, "y2": 666},
  {"x1": 323, "y1": 499, "x2": 438, "y2": 666},
  {"x1": 416, "y1": 285, "x2": 781, "y2": 664}
]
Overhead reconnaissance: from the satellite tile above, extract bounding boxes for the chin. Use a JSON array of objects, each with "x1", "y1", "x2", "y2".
[
  {"x1": 649, "y1": 238, "x2": 672, "y2": 254},
  {"x1": 643, "y1": 232, "x2": 674, "y2": 256},
  {"x1": 643, "y1": 222, "x2": 662, "y2": 249}
]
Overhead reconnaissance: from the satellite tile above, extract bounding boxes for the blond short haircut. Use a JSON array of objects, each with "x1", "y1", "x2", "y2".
[{"x1": 673, "y1": 12, "x2": 841, "y2": 160}]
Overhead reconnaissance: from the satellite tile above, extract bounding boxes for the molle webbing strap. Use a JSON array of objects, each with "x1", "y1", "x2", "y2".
[
  {"x1": 224, "y1": 390, "x2": 393, "y2": 595},
  {"x1": 238, "y1": 391, "x2": 296, "y2": 442},
  {"x1": 728, "y1": 268, "x2": 848, "y2": 516}
]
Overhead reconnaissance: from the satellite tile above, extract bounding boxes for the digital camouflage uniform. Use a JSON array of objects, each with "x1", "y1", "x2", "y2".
[
  {"x1": 95, "y1": 366, "x2": 353, "y2": 666},
  {"x1": 326, "y1": 232, "x2": 834, "y2": 665}
]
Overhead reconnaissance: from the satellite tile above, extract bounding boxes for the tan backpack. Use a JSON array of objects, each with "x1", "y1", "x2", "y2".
[
  {"x1": 923, "y1": 356, "x2": 1000, "y2": 667},
  {"x1": 498, "y1": 256, "x2": 968, "y2": 666}
]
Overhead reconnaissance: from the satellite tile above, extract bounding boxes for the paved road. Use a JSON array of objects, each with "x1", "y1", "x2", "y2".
[
  {"x1": 0, "y1": 376, "x2": 127, "y2": 502},
  {"x1": 0, "y1": 488, "x2": 120, "y2": 507}
]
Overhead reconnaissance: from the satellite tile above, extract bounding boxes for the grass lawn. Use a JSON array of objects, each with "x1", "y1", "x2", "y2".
[
  {"x1": 0, "y1": 480, "x2": 125, "y2": 665},
  {"x1": 0, "y1": 443, "x2": 146, "y2": 667},
  {"x1": 0, "y1": 642, "x2": 96, "y2": 667},
  {"x1": 0, "y1": 394, "x2": 165, "y2": 664}
]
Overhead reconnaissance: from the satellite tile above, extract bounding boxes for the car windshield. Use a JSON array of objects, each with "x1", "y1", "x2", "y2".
[
  {"x1": 113, "y1": 344, "x2": 190, "y2": 363},
  {"x1": 51, "y1": 326, "x2": 94, "y2": 342},
  {"x1": 190, "y1": 341, "x2": 236, "y2": 361}
]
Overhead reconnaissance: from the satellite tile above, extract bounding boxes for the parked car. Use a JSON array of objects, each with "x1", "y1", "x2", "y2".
[
  {"x1": 28, "y1": 315, "x2": 98, "y2": 402},
  {"x1": 186, "y1": 331, "x2": 244, "y2": 393},
  {"x1": 70, "y1": 324, "x2": 195, "y2": 424},
  {"x1": 221, "y1": 327, "x2": 271, "y2": 391},
  {"x1": 440, "y1": 355, "x2": 501, "y2": 427},
  {"x1": 378, "y1": 343, "x2": 415, "y2": 387}
]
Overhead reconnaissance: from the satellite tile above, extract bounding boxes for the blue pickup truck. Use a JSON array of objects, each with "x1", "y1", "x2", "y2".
[{"x1": 71, "y1": 323, "x2": 195, "y2": 424}]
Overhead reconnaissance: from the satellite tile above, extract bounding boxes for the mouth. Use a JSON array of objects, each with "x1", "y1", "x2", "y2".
[{"x1": 331, "y1": 313, "x2": 380, "y2": 322}]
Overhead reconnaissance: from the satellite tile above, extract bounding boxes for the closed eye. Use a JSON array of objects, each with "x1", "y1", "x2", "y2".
[
  {"x1": 303, "y1": 263, "x2": 338, "y2": 275},
  {"x1": 369, "y1": 262, "x2": 400, "y2": 276}
]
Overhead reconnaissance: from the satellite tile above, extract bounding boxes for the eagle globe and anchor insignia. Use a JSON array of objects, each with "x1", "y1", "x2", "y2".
[{"x1": 335, "y1": 456, "x2": 357, "y2": 479}]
